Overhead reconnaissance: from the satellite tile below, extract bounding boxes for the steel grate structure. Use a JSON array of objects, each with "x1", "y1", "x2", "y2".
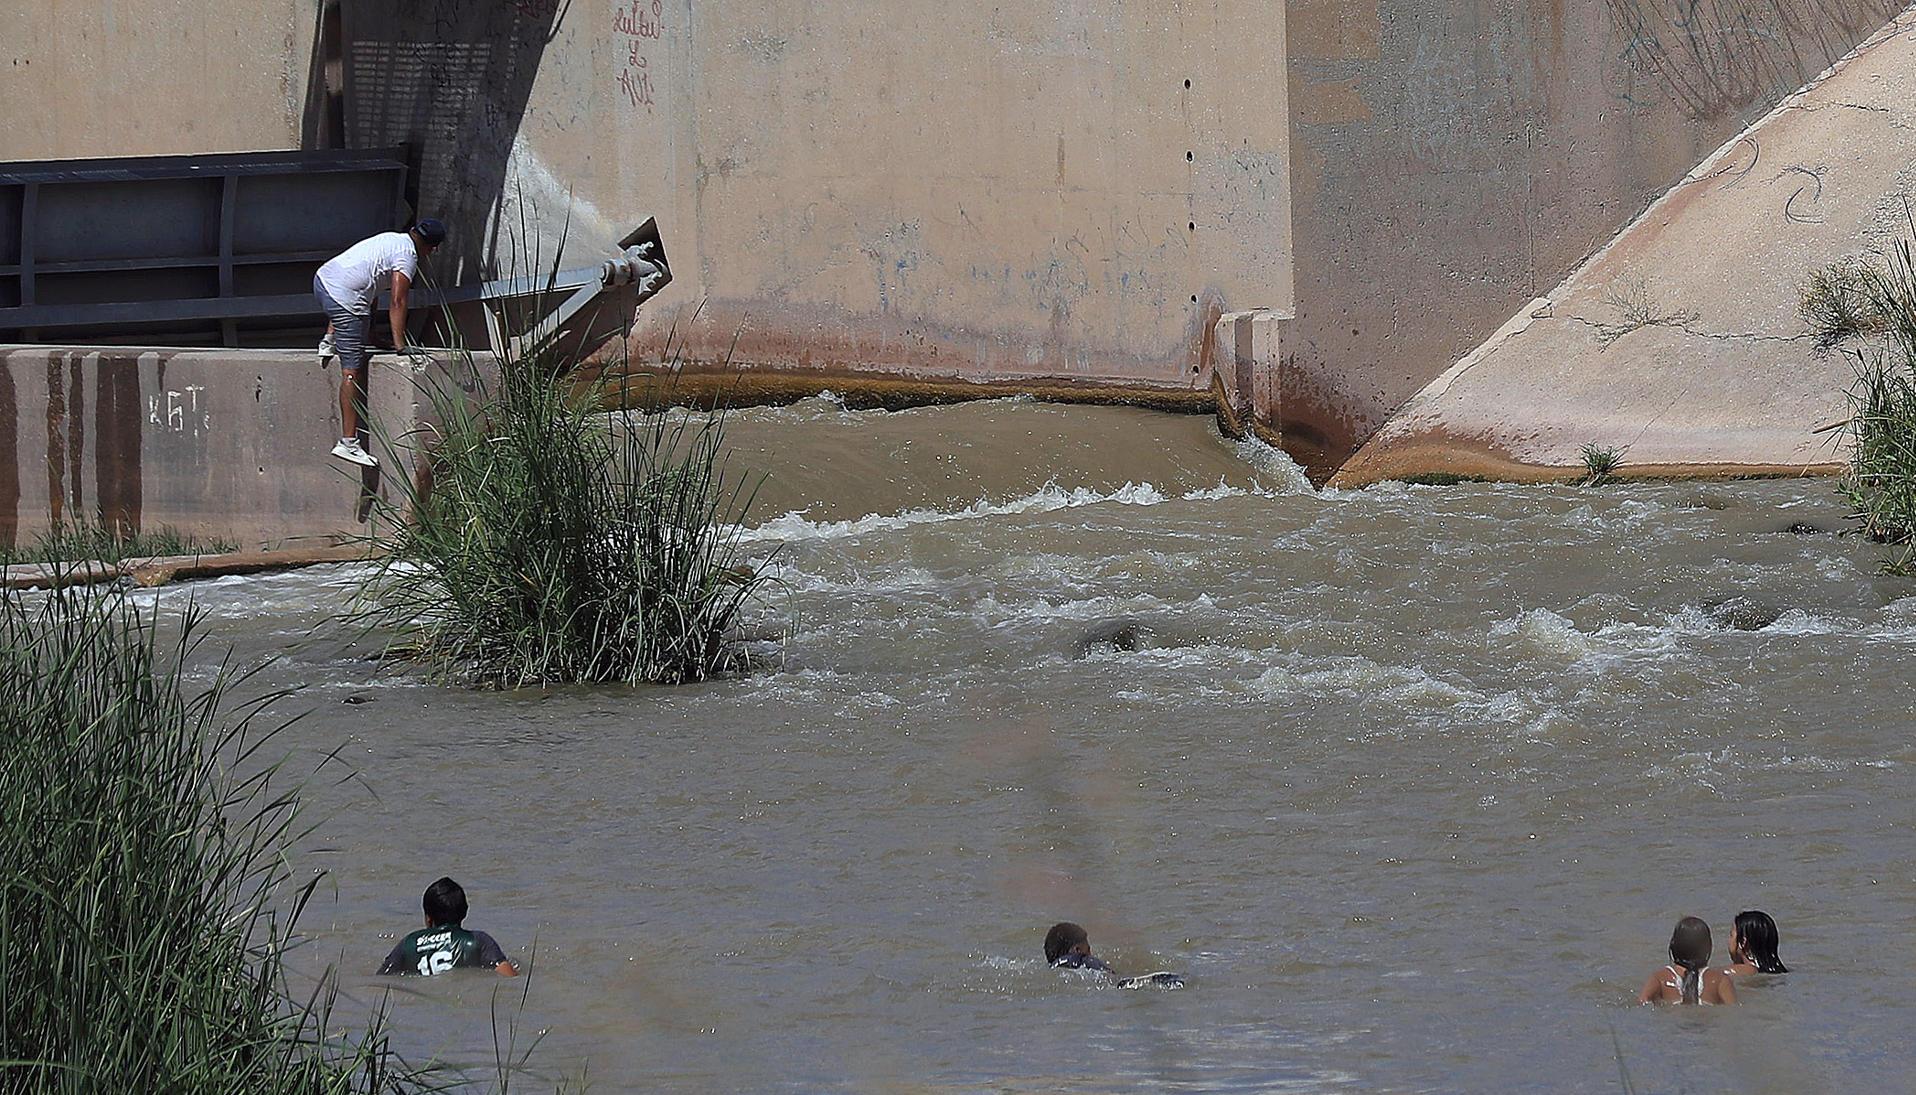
[{"x1": 0, "y1": 149, "x2": 407, "y2": 346}]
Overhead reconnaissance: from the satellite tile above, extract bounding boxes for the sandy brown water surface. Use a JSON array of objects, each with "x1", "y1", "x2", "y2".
[{"x1": 147, "y1": 399, "x2": 1914, "y2": 1091}]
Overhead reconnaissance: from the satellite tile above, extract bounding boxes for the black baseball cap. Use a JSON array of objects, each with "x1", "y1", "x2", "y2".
[{"x1": 413, "y1": 218, "x2": 448, "y2": 246}]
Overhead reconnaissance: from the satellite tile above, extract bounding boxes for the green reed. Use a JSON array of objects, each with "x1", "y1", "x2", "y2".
[
  {"x1": 1579, "y1": 443, "x2": 1623, "y2": 486},
  {"x1": 0, "y1": 520, "x2": 236, "y2": 567},
  {"x1": 0, "y1": 582, "x2": 423, "y2": 1093},
  {"x1": 1807, "y1": 232, "x2": 1916, "y2": 567},
  {"x1": 359, "y1": 334, "x2": 770, "y2": 688}
]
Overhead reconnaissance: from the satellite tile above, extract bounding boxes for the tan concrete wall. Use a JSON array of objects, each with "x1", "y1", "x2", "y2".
[
  {"x1": 1333, "y1": 7, "x2": 1916, "y2": 486},
  {"x1": 0, "y1": 1, "x2": 316, "y2": 158},
  {"x1": 343, "y1": 0, "x2": 1295, "y2": 388},
  {"x1": 1281, "y1": 0, "x2": 1905, "y2": 474},
  {"x1": 0, "y1": 346, "x2": 481, "y2": 550},
  {"x1": 2, "y1": 1, "x2": 1906, "y2": 486},
  {"x1": 351, "y1": 0, "x2": 1899, "y2": 477}
]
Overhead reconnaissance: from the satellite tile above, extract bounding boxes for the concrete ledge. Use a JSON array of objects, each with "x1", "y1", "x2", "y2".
[
  {"x1": 0, "y1": 345, "x2": 495, "y2": 551},
  {"x1": 590, "y1": 364, "x2": 1217, "y2": 415},
  {"x1": 2, "y1": 544, "x2": 371, "y2": 591},
  {"x1": 1331, "y1": 428, "x2": 1845, "y2": 488}
]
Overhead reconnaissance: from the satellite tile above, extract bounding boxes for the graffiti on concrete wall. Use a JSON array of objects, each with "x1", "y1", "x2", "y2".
[
  {"x1": 613, "y1": 0, "x2": 666, "y2": 112},
  {"x1": 148, "y1": 386, "x2": 210, "y2": 438},
  {"x1": 1607, "y1": 0, "x2": 1892, "y2": 119}
]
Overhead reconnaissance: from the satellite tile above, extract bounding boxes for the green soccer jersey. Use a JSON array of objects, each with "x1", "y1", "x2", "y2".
[{"x1": 377, "y1": 925, "x2": 508, "y2": 976}]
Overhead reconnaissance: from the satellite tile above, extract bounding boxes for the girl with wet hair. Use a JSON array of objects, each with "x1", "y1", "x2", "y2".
[
  {"x1": 1637, "y1": 917, "x2": 1737, "y2": 1005},
  {"x1": 1726, "y1": 910, "x2": 1789, "y2": 976}
]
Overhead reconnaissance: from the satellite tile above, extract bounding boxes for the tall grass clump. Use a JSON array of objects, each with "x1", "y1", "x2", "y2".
[
  {"x1": 360, "y1": 329, "x2": 771, "y2": 688},
  {"x1": 1806, "y1": 231, "x2": 1916, "y2": 566},
  {"x1": 0, "y1": 583, "x2": 420, "y2": 1093}
]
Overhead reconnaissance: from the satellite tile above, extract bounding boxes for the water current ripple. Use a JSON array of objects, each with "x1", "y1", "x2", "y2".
[{"x1": 115, "y1": 401, "x2": 1916, "y2": 1092}]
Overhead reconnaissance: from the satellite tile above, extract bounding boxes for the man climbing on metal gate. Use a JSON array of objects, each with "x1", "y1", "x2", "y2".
[{"x1": 312, "y1": 218, "x2": 447, "y2": 467}]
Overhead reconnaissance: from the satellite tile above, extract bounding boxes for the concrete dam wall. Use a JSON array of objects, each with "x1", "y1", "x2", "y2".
[
  {"x1": 0, "y1": 0, "x2": 1906, "y2": 525},
  {"x1": 327, "y1": 0, "x2": 1902, "y2": 477},
  {"x1": 1334, "y1": 6, "x2": 1916, "y2": 486}
]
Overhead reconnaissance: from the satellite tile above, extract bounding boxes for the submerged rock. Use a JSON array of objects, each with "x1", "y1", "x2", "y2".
[
  {"x1": 1077, "y1": 617, "x2": 1151, "y2": 657},
  {"x1": 1782, "y1": 521, "x2": 1827, "y2": 536},
  {"x1": 1701, "y1": 596, "x2": 1785, "y2": 631}
]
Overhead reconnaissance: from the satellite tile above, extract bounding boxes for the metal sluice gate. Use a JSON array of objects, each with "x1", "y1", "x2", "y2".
[{"x1": 0, "y1": 149, "x2": 670, "y2": 359}]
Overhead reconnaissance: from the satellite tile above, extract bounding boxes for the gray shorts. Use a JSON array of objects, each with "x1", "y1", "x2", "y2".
[{"x1": 313, "y1": 275, "x2": 370, "y2": 372}]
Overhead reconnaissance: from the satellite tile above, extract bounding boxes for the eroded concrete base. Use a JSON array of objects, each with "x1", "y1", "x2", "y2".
[
  {"x1": 0, "y1": 345, "x2": 497, "y2": 550},
  {"x1": 1, "y1": 545, "x2": 372, "y2": 591},
  {"x1": 590, "y1": 362, "x2": 1217, "y2": 415}
]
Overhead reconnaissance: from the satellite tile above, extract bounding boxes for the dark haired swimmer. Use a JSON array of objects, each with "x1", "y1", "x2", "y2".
[
  {"x1": 377, "y1": 877, "x2": 518, "y2": 977},
  {"x1": 1637, "y1": 917, "x2": 1735, "y2": 1005},
  {"x1": 1044, "y1": 921, "x2": 1183, "y2": 989},
  {"x1": 1045, "y1": 922, "x2": 1113, "y2": 972},
  {"x1": 1726, "y1": 910, "x2": 1789, "y2": 977}
]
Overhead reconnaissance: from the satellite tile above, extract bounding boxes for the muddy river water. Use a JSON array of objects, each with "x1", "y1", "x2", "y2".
[{"x1": 155, "y1": 399, "x2": 1915, "y2": 1091}]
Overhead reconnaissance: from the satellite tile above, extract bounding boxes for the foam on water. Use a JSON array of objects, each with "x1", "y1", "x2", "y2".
[
  {"x1": 1228, "y1": 433, "x2": 1315, "y2": 495},
  {"x1": 1252, "y1": 656, "x2": 1478, "y2": 707},
  {"x1": 742, "y1": 480, "x2": 1175, "y2": 542},
  {"x1": 969, "y1": 590, "x2": 1179, "y2": 626},
  {"x1": 1490, "y1": 607, "x2": 1745, "y2": 666}
]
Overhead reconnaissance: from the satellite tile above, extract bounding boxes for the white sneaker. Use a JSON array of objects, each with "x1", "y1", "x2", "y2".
[
  {"x1": 331, "y1": 438, "x2": 378, "y2": 468},
  {"x1": 318, "y1": 334, "x2": 336, "y2": 362}
]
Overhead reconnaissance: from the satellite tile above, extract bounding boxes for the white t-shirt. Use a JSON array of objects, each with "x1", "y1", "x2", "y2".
[{"x1": 316, "y1": 231, "x2": 419, "y2": 316}]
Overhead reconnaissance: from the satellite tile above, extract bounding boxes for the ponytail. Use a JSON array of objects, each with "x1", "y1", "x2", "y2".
[
  {"x1": 1669, "y1": 917, "x2": 1713, "y2": 1004},
  {"x1": 1677, "y1": 959, "x2": 1703, "y2": 1005}
]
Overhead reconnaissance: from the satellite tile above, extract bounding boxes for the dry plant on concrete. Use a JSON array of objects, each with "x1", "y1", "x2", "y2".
[
  {"x1": 1579, "y1": 443, "x2": 1625, "y2": 485},
  {"x1": 1592, "y1": 275, "x2": 1700, "y2": 348},
  {"x1": 1801, "y1": 248, "x2": 1916, "y2": 352}
]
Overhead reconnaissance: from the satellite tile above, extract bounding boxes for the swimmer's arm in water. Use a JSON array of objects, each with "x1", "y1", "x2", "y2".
[
  {"x1": 1710, "y1": 971, "x2": 1736, "y2": 1005},
  {"x1": 375, "y1": 941, "x2": 408, "y2": 976},
  {"x1": 474, "y1": 930, "x2": 520, "y2": 976},
  {"x1": 1635, "y1": 968, "x2": 1667, "y2": 1004}
]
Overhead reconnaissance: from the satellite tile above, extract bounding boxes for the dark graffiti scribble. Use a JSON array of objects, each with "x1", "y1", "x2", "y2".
[{"x1": 1780, "y1": 164, "x2": 1829, "y2": 223}]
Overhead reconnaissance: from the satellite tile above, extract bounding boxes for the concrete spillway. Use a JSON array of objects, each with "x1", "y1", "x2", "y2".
[{"x1": 1335, "y1": 8, "x2": 1916, "y2": 486}]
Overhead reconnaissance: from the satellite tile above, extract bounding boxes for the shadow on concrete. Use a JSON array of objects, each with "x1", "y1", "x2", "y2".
[{"x1": 307, "y1": 0, "x2": 572, "y2": 284}]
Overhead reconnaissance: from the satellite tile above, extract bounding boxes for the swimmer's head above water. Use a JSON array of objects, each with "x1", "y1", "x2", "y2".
[
  {"x1": 422, "y1": 876, "x2": 470, "y2": 928},
  {"x1": 1044, "y1": 921, "x2": 1112, "y2": 971},
  {"x1": 1669, "y1": 916, "x2": 1713, "y2": 1004},
  {"x1": 1730, "y1": 910, "x2": 1789, "y2": 974},
  {"x1": 1044, "y1": 921, "x2": 1090, "y2": 965}
]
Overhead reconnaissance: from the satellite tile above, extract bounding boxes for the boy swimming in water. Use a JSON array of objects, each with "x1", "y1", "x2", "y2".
[
  {"x1": 377, "y1": 877, "x2": 519, "y2": 977},
  {"x1": 1044, "y1": 921, "x2": 1183, "y2": 988},
  {"x1": 1044, "y1": 922, "x2": 1114, "y2": 972}
]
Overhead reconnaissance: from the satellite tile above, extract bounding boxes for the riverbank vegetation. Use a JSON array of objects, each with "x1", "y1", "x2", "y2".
[
  {"x1": 0, "y1": 520, "x2": 235, "y2": 567},
  {"x1": 362, "y1": 340, "x2": 770, "y2": 687},
  {"x1": 1579, "y1": 443, "x2": 1624, "y2": 486},
  {"x1": 1802, "y1": 234, "x2": 1916, "y2": 565},
  {"x1": 0, "y1": 583, "x2": 418, "y2": 1092}
]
